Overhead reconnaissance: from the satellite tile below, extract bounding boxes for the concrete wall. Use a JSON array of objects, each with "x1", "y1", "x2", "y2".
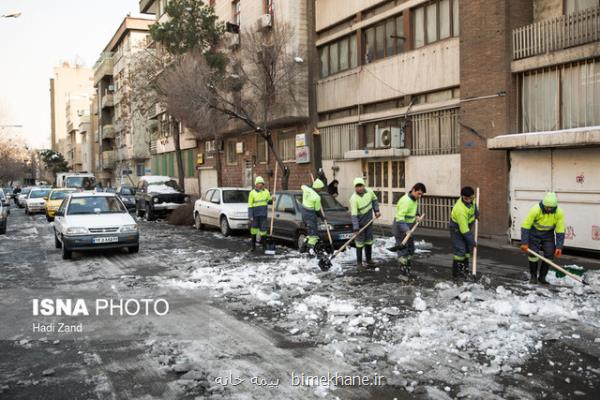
[
  {"x1": 406, "y1": 154, "x2": 461, "y2": 196},
  {"x1": 533, "y1": 0, "x2": 563, "y2": 21},
  {"x1": 317, "y1": 39, "x2": 460, "y2": 112}
]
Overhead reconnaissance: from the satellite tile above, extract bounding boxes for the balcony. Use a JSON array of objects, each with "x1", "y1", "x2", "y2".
[
  {"x1": 93, "y1": 52, "x2": 114, "y2": 84},
  {"x1": 513, "y1": 7, "x2": 600, "y2": 60},
  {"x1": 102, "y1": 150, "x2": 115, "y2": 169},
  {"x1": 101, "y1": 94, "x2": 114, "y2": 109},
  {"x1": 102, "y1": 124, "x2": 115, "y2": 140}
]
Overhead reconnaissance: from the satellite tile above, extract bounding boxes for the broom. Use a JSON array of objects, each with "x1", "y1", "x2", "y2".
[{"x1": 264, "y1": 163, "x2": 278, "y2": 255}]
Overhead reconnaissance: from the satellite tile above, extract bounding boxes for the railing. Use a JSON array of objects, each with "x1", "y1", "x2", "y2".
[
  {"x1": 102, "y1": 151, "x2": 115, "y2": 168},
  {"x1": 419, "y1": 196, "x2": 456, "y2": 230},
  {"x1": 513, "y1": 7, "x2": 600, "y2": 60},
  {"x1": 102, "y1": 124, "x2": 115, "y2": 140},
  {"x1": 101, "y1": 94, "x2": 114, "y2": 109}
]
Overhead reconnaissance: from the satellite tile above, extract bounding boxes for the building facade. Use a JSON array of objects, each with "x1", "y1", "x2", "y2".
[
  {"x1": 93, "y1": 16, "x2": 154, "y2": 188},
  {"x1": 488, "y1": 0, "x2": 600, "y2": 251},
  {"x1": 49, "y1": 62, "x2": 93, "y2": 159}
]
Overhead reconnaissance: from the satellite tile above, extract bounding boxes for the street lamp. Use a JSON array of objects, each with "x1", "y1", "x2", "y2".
[{"x1": 1, "y1": 12, "x2": 21, "y2": 18}]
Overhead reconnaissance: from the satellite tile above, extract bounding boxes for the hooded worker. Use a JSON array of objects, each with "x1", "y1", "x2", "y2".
[
  {"x1": 301, "y1": 178, "x2": 325, "y2": 255},
  {"x1": 449, "y1": 186, "x2": 479, "y2": 278},
  {"x1": 520, "y1": 192, "x2": 565, "y2": 284},
  {"x1": 393, "y1": 182, "x2": 427, "y2": 276},
  {"x1": 349, "y1": 177, "x2": 380, "y2": 267},
  {"x1": 248, "y1": 176, "x2": 272, "y2": 251}
]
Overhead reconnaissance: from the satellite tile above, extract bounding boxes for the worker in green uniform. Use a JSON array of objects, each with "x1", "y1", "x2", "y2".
[
  {"x1": 393, "y1": 182, "x2": 427, "y2": 275},
  {"x1": 520, "y1": 192, "x2": 565, "y2": 284},
  {"x1": 301, "y1": 178, "x2": 326, "y2": 255},
  {"x1": 248, "y1": 176, "x2": 272, "y2": 251},
  {"x1": 349, "y1": 177, "x2": 381, "y2": 267},
  {"x1": 449, "y1": 186, "x2": 479, "y2": 278}
]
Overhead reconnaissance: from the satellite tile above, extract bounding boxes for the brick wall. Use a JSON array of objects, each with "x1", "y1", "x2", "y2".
[{"x1": 459, "y1": 0, "x2": 533, "y2": 237}]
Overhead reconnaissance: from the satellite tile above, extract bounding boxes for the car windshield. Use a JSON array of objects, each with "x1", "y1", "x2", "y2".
[
  {"x1": 222, "y1": 190, "x2": 250, "y2": 203},
  {"x1": 120, "y1": 187, "x2": 134, "y2": 195},
  {"x1": 30, "y1": 189, "x2": 50, "y2": 199},
  {"x1": 65, "y1": 176, "x2": 97, "y2": 189},
  {"x1": 67, "y1": 196, "x2": 127, "y2": 215},
  {"x1": 50, "y1": 191, "x2": 73, "y2": 200},
  {"x1": 104, "y1": 187, "x2": 116, "y2": 193},
  {"x1": 294, "y1": 193, "x2": 346, "y2": 211},
  {"x1": 22, "y1": 188, "x2": 31, "y2": 195},
  {"x1": 147, "y1": 180, "x2": 182, "y2": 194}
]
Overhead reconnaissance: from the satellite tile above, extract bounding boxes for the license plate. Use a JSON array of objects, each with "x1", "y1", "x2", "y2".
[
  {"x1": 338, "y1": 233, "x2": 353, "y2": 240},
  {"x1": 93, "y1": 236, "x2": 119, "y2": 244}
]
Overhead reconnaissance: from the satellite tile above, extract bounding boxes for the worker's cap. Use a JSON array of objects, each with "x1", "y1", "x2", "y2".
[
  {"x1": 312, "y1": 179, "x2": 324, "y2": 189},
  {"x1": 255, "y1": 176, "x2": 265, "y2": 185},
  {"x1": 542, "y1": 192, "x2": 558, "y2": 207},
  {"x1": 353, "y1": 177, "x2": 366, "y2": 187}
]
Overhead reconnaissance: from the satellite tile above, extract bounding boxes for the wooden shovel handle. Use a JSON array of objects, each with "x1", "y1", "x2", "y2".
[
  {"x1": 269, "y1": 163, "x2": 278, "y2": 236},
  {"x1": 527, "y1": 248, "x2": 586, "y2": 285}
]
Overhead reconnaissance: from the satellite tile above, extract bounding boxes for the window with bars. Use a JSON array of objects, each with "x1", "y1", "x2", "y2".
[
  {"x1": 419, "y1": 196, "x2": 456, "y2": 229},
  {"x1": 256, "y1": 137, "x2": 268, "y2": 163},
  {"x1": 205, "y1": 140, "x2": 215, "y2": 159},
  {"x1": 321, "y1": 124, "x2": 359, "y2": 160},
  {"x1": 411, "y1": 108, "x2": 460, "y2": 155},
  {"x1": 412, "y1": 0, "x2": 459, "y2": 49},
  {"x1": 367, "y1": 160, "x2": 405, "y2": 205},
  {"x1": 277, "y1": 131, "x2": 296, "y2": 162},
  {"x1": 226, "y1": 140, "x2": 237, "y2": 165}
]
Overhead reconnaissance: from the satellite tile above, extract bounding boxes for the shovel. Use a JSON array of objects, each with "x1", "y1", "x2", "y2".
[
  {"x1": 264, "y1": 163, "x2": 278, "y2": 255},
  {"x1": 471, "y1": 187, "x2": 480, "y2": 276},
  {"x1": 527, "y1": 248, "x2": 595, "y2": 288},
  {"x1": 318, "y1": 217, "x2": 376, "y2": 271},
  {"x1": 386, "y1": 214, "x2": 425, "y2": 252}
]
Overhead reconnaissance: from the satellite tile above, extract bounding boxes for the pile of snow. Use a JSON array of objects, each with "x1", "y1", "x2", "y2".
[{"x1": 148, "y1": 184, "x2": 180, "y2": 194}]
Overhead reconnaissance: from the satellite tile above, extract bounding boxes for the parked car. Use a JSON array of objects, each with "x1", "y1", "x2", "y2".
[
  {"x1": 45, "y1": 188, "x2": 76, "y2": 221},
  {"x1": 25, "y1": 187, "x2": 51, "y2": 215},
  {"x1": 17, "y1": 187, "x2": 31, "y2": 208},
  {"x1": 193, "y1": 187, "x2": 250, "y2": 236},
  {"x1": 267, "y1": 190, "x2": 354, "y2": 250},
  {"x1": 0, "y1": 188, "x2": 9, "y2": 207},
  {"x1": 135, "y1": 176, "x2": 189, "y2": 221},
  {"x1": 116, "y1": 186, "x2": 136, "y2": 210},
  {"x1": 56, "y1": 172, "x2": 97, "y2": 190},
  {"x1": 0, "y1": 202, "x2": 7, "y2": 234},
  {"x1": 2, "y1": 187, "x2": 13, "y2": 203},
  {"x1": 53, "y1": 192, "x2": 139, "y2": 259}
]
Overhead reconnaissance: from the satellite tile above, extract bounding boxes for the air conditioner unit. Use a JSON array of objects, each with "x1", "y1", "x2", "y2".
[
  {"x1": 108, "y1": 84, "x2": 115, "y2": 92},
  {"x1": 258, "y1": 13, "x2": 272, "y2": 30},
  {"x1": 227, "y1": 33, "x2": 240, "y2": 49},
  {"x1": 375, "y1": 126, "x2": 404, "y2": 149}
]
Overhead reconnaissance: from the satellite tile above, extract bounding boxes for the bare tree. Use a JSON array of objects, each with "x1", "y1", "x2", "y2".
[
  {"x1": 0, "y1": 131, "x2": 28, "y2": 184},
  {"x1": 157, "y1": 24, "x2": 307, "y2": 189}
]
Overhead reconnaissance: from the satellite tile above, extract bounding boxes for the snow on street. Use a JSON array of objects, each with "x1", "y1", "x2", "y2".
[{"x1": 1, "y1": 206, "x2": 599, "y2": 399}]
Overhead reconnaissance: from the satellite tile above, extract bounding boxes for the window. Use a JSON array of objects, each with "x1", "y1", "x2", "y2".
[
  {"x1": 321, "y1": 123, "x2": 359, "y2": 160},
  {"x1": 203, "y1": 189, "x2": 214, "y2": 201},
  {"x1": 211, "y1": 190, "x2": 221, "y2": 203},
  {"x1": 256, "y1": 137, "x2": 268, "y2": 163},
  {"x1": 232, "y1": 0, "x2": 241, "y2": 26},
  {"x1": 318, "y1": 34, "x2": 358, "y2": 78},
  {"x1": 276, "y1": 194, "x2": 295, "y2": 213},
  {"x1": 226, "y1": 140, "x2": 237, "y2": 165},
  {"x1": 367, "y1": 160, "x2": 405, "y2": 205},
  {"x1": 136, "y1": 162, "x2": 145, "y2": 177},
  {"x1": 185, "y1": 149, "x2": 196, "y2": 177},
  {"x1": 521, "y1": 60, "x2": 600, "y2": 132},
  {"x1": 363, "y1": 14, "x2": 404, "y2": 64},
  {"x1": 413, "y1": 0, "x2": 459, "y2": 48},
  {"x1": 411, "y1": 108, "x2": 460, "y2": 155},
  {"x1": 205, "y1": 139, "x2": 216, "y2": 158},
  {"x1": 277, "y1": 131, "x2": 296, "y2": 162},
  {"x1": 264, "y1": 0, "x2": 273, "y2": 15}
]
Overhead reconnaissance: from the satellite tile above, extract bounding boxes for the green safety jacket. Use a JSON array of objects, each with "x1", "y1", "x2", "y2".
[
  {"x1": 521, "y1": 202, "x2": 565, "y2": 248},
  {"x1": 350, "y1": 189, "x2": 379, "y2": 230},
  {"x1": 248, "y1": 188, "x2": 272, "y2": 218},
  {"x1": 395, "y1": 193, "x2": 418, "y2": 226},
  {"x1": 450, "y1": 198, "x2": 479, "y2": 246},
  {"x1": 301, "y1": 185, "x2": 322, "y2": 214}
]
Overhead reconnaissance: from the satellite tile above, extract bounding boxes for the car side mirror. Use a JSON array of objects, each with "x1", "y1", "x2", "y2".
[{"x1": 55, "y1": 210, "x2": 64, "y2": 217}]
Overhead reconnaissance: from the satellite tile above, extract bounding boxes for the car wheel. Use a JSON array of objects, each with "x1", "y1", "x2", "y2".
[
  {"x1": 194, "y1": 212, "x2": 203, "y2": 230},
  {"x1": 61, "y1": 237, "x2": 72, "y2": 259},
  {"x1": 296, "y1": 232, "x2": 307, "y2": 251},
  {"x1": 220, "y1": 216, "x2": 231, "y2": 237},
  {"x1": 46, "y1": 215, "x2": 53, "y2": 222},
  {"x1": 128, "y1": 245, "x2": 139, "y2": 254},
  {"x1": 54, "y1": 229, "x2": 61, "y2": 248},
  {"x1": 145, "y1": 203, "x2": 156, "y2": 221}
]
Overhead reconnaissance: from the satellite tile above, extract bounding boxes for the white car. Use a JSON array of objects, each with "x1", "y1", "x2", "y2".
[
  {"x1": 53, "y1": 192, "x2": 139, "y2": 260},
  {"x1": 25, "y1": 187, "x2": 51, "y2": 215},
  {"x1": 193, "y1": 187, "x2": 250, "y2": 236},
  {"x1": 17, "y1": 187, "x2": 31, "y2": 208}
]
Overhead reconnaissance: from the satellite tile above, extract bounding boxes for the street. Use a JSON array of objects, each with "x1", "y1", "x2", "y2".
[{"x1": 0, "y1": 204, "x2": 599, "y2": 400}]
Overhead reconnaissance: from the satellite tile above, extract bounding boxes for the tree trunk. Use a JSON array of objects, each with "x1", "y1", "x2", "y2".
[
  {"x1": 264, "y1": 133, "x2": 289, "y2": 190},
  {"x1": 172, "y1": 121, "x2": 186, "y2": 190}
]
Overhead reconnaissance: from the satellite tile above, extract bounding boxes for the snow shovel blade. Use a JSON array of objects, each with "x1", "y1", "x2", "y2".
[
  {"x1": 386, "y1": 243, "x2": 406, "y2": 252},
  {"x1": 318, "y1": 255, "x2": 332, "y2": 271},
  {"x1": 264, "y1": 237, "x2": 276, "y2": 255}
]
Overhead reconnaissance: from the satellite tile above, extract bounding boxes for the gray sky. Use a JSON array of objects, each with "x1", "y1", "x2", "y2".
[{"x1": 0, "y1": 0, "x2": 141, "y2": 149}]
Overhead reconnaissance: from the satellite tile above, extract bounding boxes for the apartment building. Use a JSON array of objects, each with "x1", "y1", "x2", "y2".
[
  {"x1": 487, "y1": 0, "x2": 600, "y2": 251},
  {"x1": 64, "y1": 94, "x2": 92, "y2": 172},
  {"x1": 49, "y1": 62, "x2": 93, "y2": 159},
  {"x1": 93, "y1": 15, "x2": 154, "y2": 188},
  {"x1": 141, "y1": 0, "x2": 315, "y2": 195}
]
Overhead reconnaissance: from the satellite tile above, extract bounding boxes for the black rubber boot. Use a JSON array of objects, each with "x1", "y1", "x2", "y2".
[
  {"x1": 529, "y1": 261, "x2": 538, "y2": 284},
  {"x1": 356, "y1": 247, "x2": 363, "y2": 267},
  {"x1": 365, "y1": 245, "x2": 374, "y2": 266},
  {"x1": 250, "y1": 236, "x2": 256, "y2": 252},
  {"x1": 261, "y1": 238, "x2": 267, "y2": 252},
  {"x1": 400, "y1": 257, "x2": 412, "y2": 276},
  {"x1": 452, "y1": 260, "x2": 460, "y2": 278},
  {"x1": 538, "y1": 262, "x2": 550, "y2": 284}
]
